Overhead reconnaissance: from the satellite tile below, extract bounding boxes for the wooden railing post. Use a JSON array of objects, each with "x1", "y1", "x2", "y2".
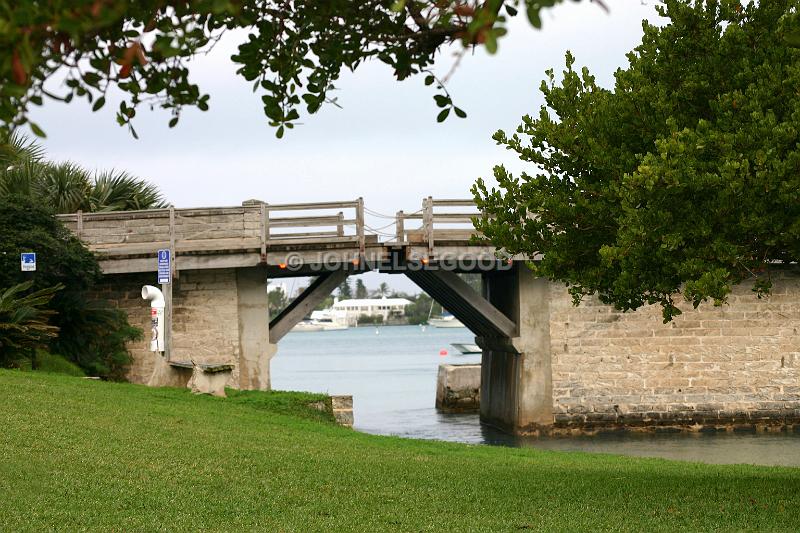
[
  {"x1": 337, "y1": 211, "x2": 344, "y2": 237},
  {"x1": 356, "y1": 197, "x2": 365, "y2": 254},
  {"x1": 164, "y1": 206, "x2": 176, "y2": 362},
  {"x1": 423, "y1": 196, "x2": 434, "y2": 256},
  {"x1": 264, "y1": 203, "x2": 271, "y2": 248},
  {"x1": 259, "y1": 202, "x2": 268, "y2": 262},
  {"x1": 169, "y1": 206, "x2": 176, "y2": 279},
  {"x1": 396, "y1": 210, "x2": 404, "y2": 243}
]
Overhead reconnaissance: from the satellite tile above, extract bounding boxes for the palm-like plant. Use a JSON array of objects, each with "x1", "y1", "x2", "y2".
[
  {"x1": 375, "y1": 282, "x2": 390, "y2": 298},
  {"x1": 0, "y1": 281, "x2": 61, "y2": 362},
  {"x1": 0, "y1": 131, "x2": 45, "y2": 170},
  {"x1": 90, "y1": 170, "x2": 166, "y2": 212},
  {"x1": 37, "y1": 162, "x2": 93, "y2": 213},
  {"x1": 0, "y1": 132, "x2": 168, "y2": 213}
]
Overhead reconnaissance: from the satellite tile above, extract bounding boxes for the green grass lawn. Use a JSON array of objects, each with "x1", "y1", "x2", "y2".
[{"x1": 1, "y1": 370, "x2": 799, "y2": 531}]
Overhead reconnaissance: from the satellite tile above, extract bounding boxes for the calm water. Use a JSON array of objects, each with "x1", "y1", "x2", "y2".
[{"x1": 273, "y1": 325, "x2": 800, "y2": 467}]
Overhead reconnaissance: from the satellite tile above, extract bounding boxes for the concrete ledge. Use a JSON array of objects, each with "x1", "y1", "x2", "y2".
[
  {"x1": 148, "y1": 359, "x2": 235, "y2": 398},
  {"x1": 170, "y1": 360, "x2": 235, "y2": 373},
  {"x1": 436, "y1": 364, "x2": 481, "y2": 412}
]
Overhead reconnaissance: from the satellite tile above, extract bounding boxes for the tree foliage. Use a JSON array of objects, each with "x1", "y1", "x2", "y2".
[
  {"x1": 355, "y1": 278, "x2": 369, "y2": 299},
  {"x1": 0, "y1": 132, "x2": 167, "y2": 213},
  {"x1": 0, "y1": 196, "x2": 141, "y2": 377},
  {"x1": 474, "y1": 0, "x2": 800, "y2": 321},
  {"x1": 403, "y1": 291, "x2": 442, "y2": 325},
  {"x1": 268, "y1": 285, "x2": 288, "y2": 317},
  {"x1": 0, "y1": 0, "x2": 591, "y2": 138},
  {"x1": 373, "y1": 282, "x2": 390, "y2": 298},
  {"x1": 338, "y1": 279, "x2": 353, "y2": 300}
]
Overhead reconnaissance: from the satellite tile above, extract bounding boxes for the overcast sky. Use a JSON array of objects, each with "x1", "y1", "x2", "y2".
[{"x1": 31, "y1": 0, "x2": 663, "y2": 293}]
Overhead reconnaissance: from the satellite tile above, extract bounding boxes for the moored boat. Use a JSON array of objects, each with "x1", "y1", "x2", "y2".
[
  {"x1": 428, "y1": 313, "x2": 465, "y2": 328},
  {"x1": 451, "y1": 343, "x2": 481, "y2": 354},
  {"x1": 291, "y1": 320, "x2": 325, "y2": 332}
]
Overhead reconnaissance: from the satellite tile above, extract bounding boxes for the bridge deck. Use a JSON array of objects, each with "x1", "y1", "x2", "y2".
[{"x1": 56, "y1": 198, "x2": 502, "y2": 275}]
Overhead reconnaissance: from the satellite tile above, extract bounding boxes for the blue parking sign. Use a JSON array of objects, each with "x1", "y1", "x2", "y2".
[
  {"x1": 20, "y1": 252, "x2": 36, "y2": 272},
  {"x1": 157, "y1": 249, "x2": 171, "y2": 284}
]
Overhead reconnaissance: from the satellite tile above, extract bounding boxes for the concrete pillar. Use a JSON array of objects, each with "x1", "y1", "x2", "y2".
[
  {"x1": 479, "y1": 266, "x2": 553, "y2": 434},
  {"x1": 235, "y1": 267, "x2": 276, "y2": 390}
]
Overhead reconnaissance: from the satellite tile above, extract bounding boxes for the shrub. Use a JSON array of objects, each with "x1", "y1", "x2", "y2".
[
  {"x1": 357, "y1": 313, "x2": 384, "y2": 325},
  {"x1": 0, "y1": 196, "x2": 140, "y2": 378}
]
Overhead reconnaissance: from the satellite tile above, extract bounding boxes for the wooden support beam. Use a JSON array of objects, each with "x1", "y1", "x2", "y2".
[
  {"x1": 163, "y1": 280, "x2": 173, "y2": 362},
  {"x1": 423, "y1": 196, "x2": 434, "y2": 256},
  {"x1": 396, "y1": 210, "x2": 404, "y2": 243},
  {"x1": 168, "y1": 206, "x2": 177, "y2": 279},
  {"x1": 76, "y1": 210, "x2": 83, "y2": 240},
  {"x1": 356, "y1": 197, "x2": 365, "y2": 254},
  {"x1": 405, "y1": 268, "x2": 517, "y2": 340},
  {"x1": 269, "y1": 270, "x2": 349, "y2": 343},
  {"x1": 259, "y1": 202, "x2": 267, "y2": 261}
]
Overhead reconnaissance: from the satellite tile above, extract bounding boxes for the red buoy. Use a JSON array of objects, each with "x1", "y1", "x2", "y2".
[{"x1": 439, "y1": 349, "x2": 448, "y2": 356}]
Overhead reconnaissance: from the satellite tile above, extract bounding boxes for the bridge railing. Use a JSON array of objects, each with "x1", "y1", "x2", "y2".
[
  {"x1": 394, "y1": 197, "x2": 483, "y2": 253},
  {"x1": 56, "y1": 198, "x2": 366, "y2": 257},
  {"x1": 260, "y1": 198, "x2": 365, "y2": 254}
]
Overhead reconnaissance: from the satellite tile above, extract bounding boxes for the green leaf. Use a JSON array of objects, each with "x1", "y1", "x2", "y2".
[
  {"x1": 434, "y1": 94, "x2": 449, "y2": 108},
  {"x1": 436, "y1": 108, "x2": 450, "y2": 122},
  {"x1": 526, "y1": 6, "x2": 542, "y2": 28},
  {"x1": 505, "y1": 5, "x2": 518, "y2": 16},
  {"x1": 454, "y1": 107, "x2": 467, "y2": 118},
  {"x1": 276, "y1": 125, "x2": 285, "y2": 139},
  {"x1": 82, "y1": 72, "x2": 102, "y2": 86},
  {"x1": 168, "y1": 117, "x2": 179, "y2": 128},
  {"x1": 424, "y1": 75, "x2": 435, "y2": 86},
  {"x1": 29, "y1": 122, "x2": 46, "y2": 138},
  {"x1": 92, "y1": 96, "x2": 106, "y2": 112},
  {"x1": 485, "y1": 32, "x2": 498, "y2": 54}
]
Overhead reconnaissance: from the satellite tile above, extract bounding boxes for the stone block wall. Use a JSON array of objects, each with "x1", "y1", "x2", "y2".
[
  {"x1": 89, "y1": 272, "x2": 154, "y2": 384},
  {"x1": 548, "y1": 270, "x2": 800, "y2": 430},
  {"x1": 92, "y1": 269, "x2": 243, "y2": 386},
  {"x1": 171, "y1": 269, "x2": 241, "y2": 385}
]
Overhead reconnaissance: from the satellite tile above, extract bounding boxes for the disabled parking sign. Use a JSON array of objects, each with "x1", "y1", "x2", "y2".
[
  {"x1": 20, "y1": 252, "x2": 36, "y2": 272},
  {"x1": 157, "y1": 249, "x2": 171, "y2": 284}
]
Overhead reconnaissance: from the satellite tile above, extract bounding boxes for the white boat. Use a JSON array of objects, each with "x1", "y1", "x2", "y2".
[
  {"x1": 309, "y1": 308, "x2": 349, "y2": 331},
  {"x1": 428, "y1": 314, "x2": 465, "y2": 328},
  {"x1": 451, "y1": 343, "x2": 481, "y2": 354},
  {"x1": 313, "y1": 318, "x2": 348, "y2": 331},
  {"x1": 291, "y1": 320, "x2": 324, "y2": 332}
]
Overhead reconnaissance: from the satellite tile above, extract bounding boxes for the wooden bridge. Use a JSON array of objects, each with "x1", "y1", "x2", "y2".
[
  {"x1": 54, "y1": 196, "x2": 793, "y2": 437},
  {"x1": 57, "y1": 197, "x2": 550, "y2": 436},
  {"x1": 55, "y1": 197, "x2": 503, "y2": 276}
]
